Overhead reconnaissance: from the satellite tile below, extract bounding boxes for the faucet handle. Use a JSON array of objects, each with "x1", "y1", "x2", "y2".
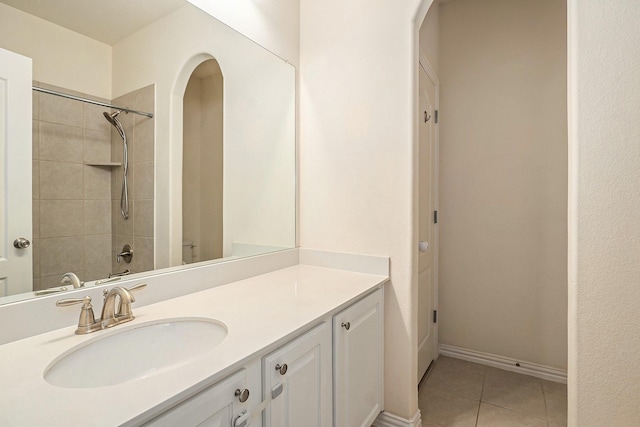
[
  {"x1": 56, "y1": 296, "x2": 101, "y2": 335},
  {"x1": 127, "y1": 283, "x2": 147, "y2": 292},
  {"x1": 56, "y1": 295, "x2": 92, "y2": 307}
]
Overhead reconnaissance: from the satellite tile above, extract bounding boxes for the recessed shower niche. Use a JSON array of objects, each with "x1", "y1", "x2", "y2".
[{"x1": 31, "y1": 83, "x2": 155, "y2": 290}]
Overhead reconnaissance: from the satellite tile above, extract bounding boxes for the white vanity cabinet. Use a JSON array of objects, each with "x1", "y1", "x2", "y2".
[
  {"x1": 144, "y1": 363, "x2": 260, "y2": 427},
  {"x1": 140, "y1": 287, "x2": 383, "y2": 427},
  {"x1": 262, "y1": 322, "x2": 333, "y2": 427},
  {"x1": 333, "y1": 289, "x2": 384, "y2": 427}
]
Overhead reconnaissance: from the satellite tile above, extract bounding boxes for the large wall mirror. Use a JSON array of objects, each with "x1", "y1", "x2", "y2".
[{"x1": 0, "y1": 0, "x2": 296, "y2": 304}]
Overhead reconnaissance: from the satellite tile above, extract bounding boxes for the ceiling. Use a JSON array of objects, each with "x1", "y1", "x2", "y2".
[{"x1": 0, "y1": 0, "x2": 186, "y2": 45}]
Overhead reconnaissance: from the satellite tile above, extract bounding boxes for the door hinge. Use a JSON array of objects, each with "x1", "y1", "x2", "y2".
[
  {"x1": 435, "y1": 110, "x2": 439, "y2": 124},
  {"x1": 433, "y1": 210, "x2": 438, "y2": 224},
  {"x1": 433, "y1": 310, "x2": 438, "y2": 323}
]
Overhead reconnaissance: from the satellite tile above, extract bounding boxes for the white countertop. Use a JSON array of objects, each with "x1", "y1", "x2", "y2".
[{"x1": 0, "y1": 264, "x2": 386, "y2": 426}]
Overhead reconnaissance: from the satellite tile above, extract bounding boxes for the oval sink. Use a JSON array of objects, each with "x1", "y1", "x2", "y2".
[{"x1": 44, "y1": 318, "x2": 227, "y2": 388}]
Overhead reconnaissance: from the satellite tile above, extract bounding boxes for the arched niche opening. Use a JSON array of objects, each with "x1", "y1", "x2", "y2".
[{"x1": 182, "y1": 58, "x2": 224, "y2": 264}]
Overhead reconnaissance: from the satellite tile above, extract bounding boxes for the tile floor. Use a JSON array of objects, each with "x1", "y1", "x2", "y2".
[{"x1": 419, "y1": 356, "x2": 567, "y2": 427}]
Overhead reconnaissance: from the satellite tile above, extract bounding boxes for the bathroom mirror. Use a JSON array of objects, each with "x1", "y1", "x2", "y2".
[{"x1": 0, "y1": 0, "x2": 296, "y2": 304}]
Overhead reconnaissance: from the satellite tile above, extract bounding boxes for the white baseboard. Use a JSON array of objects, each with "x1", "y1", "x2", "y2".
[
  {"x1": 374, "y1": 409, "x2": 422, "y2": 427},
  {"x1": 439, "y1": 344, "x2": 567, "y2": 384}
]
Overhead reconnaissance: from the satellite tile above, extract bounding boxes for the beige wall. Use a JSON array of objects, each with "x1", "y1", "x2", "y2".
[
  {"x1": 300, "y1": 0, "x2": 425, "y2": 420},
  {"x1": 568, "y1": 0, "x2": 640, "y2": 424},
  {"x1": 0, "y1": 3, "x2": 111, "y2": 99},
  {"x1": 438, "y1": 0, "x2": 567, "y2": 370}
]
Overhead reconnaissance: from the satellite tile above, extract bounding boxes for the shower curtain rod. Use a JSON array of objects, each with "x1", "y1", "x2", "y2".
[{"x1": 32, "y1": 86, "x2": 154, "y2": 119}]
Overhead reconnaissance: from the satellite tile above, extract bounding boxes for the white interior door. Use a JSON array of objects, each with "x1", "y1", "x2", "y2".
[
  {"x1": 417, "y1": 63, "x2": 438, "y2": 382},
  {"x1": 0, "y1": 48, "x2": 33, "y2": 297}
]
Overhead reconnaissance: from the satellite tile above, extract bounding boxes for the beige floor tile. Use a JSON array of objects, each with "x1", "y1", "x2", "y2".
[
  {"x1": 542, "y1": 379, "x2": 567, "y2": 396},
  {"x1": 545, "y1": 392, "x2": 567, "y2": 426},
  {"x1": 481, "y1": 376, "x2": 547, "y2": 419},
  {"x1": 435, "y1": 356, "x2": 486, "y2": 376},
  {"x1": 420, "y1": 388, "x2": 479, "y2": 427},
  {"x1": 485, "y1": 367, "x2": 542, "y2": 389},
  {"x1": 477, "y1": 403, "x2": 547, "y2": 427},
  {"x1": 426, "y1": 364, "x2": 485, "y2": 400}
]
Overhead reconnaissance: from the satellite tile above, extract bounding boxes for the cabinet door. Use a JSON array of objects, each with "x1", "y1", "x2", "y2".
[
  {"x1": 145, "y1": 369, "x2": 248, "y2": 427},
  {"x1": 334, "y1": 289, "x2": 384, "y2": 427},
  {"x1": 263, "y1": 322, "x2": 332, "y2": 427}
]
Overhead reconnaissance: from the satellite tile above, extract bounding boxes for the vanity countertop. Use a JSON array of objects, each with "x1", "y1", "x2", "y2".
[{"x1": 0, "y1": 264, "x2": 387, "y2": 426}]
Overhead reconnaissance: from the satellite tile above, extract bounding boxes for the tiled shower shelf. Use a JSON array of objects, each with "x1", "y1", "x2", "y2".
[{"x1": 84, "y1": 162, "x2": 122, "y2": 167}]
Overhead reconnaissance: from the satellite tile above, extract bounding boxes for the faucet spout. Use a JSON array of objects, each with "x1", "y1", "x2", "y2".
[
  {"x1": 100, "y1": 286, "x2": 136, "y2": 329},
  {"x1": 60, "y1": 272, "x2": 84, "y2": 289}
]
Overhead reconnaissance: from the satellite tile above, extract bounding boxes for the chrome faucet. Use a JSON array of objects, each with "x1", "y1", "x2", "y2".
[{"x1": 56, "y1": 283, "x2": 146, "y2": 335}]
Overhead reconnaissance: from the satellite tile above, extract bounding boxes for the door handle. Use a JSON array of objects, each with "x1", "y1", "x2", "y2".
[
  {"x1": 419, "y1": 241, "x2": 429, "y2": 252},
  {"x1": 13, "y1": 237, "x2": 31, "y2": 249}
]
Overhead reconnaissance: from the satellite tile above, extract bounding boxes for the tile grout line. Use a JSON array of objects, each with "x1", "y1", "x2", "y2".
[
  {"x1": 475, "y1": 367, "x2": 486, "y2": 426},
  {"x1": 542, "y1": 385, "x2": 551, "y2": 427},
  {"x1": 480, "y1": 371, "x2": 550, "y2": 423}
]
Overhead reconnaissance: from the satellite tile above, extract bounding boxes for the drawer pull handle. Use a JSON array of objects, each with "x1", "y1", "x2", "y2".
[
  {"x1": 275, "y1": 363, "x2": 288, "y2": 375},
  {"x1": 341, "y1": 322, "x2": 351, "y2": 331},
  {"x1": 234, "y1": 388, "x2": 250, "y2": 403}
]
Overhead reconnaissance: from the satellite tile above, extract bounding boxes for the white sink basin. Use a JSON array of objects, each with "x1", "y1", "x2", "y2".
[{"x1": 44, "y1": 318, "x2": 228, "y2": 388}]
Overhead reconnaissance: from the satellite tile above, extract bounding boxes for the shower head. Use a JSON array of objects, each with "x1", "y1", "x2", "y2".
[
  {"x1": 103, "y1": 110, "x2": 124, "y2": 126},
  {"x1": 103, "y1": 109, "x2": 130, "y2": 220}
]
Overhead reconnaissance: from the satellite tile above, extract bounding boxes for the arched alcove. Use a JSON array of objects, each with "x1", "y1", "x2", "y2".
[{"x1": 182, "y1": 59, "x2": 224, "y2": 264}]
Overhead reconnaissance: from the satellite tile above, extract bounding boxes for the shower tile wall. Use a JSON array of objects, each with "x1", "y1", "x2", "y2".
[
  {"x1": 32, "y1": 82, "x2": 113, "y2": 291},
  {"x1": 32, "y1": 82, "x2": 155, "y2": 291},
  {"x1": 111, "y1": 85, "x2": 155, "y2": 276}
]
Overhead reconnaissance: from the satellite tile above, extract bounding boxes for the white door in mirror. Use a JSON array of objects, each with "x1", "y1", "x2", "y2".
[{"x1": 0, "y1": 48, "x2": 33, "y2": 297}]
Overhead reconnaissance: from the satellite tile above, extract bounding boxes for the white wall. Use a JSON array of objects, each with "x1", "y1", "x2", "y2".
[
  {"x1": 112, "y1": 4, "x2": 295, "y2": 267},
  {"x1": 568, "y1": 0, "x2": 640, "y2": 425},
  {"x1": 419, "y1": 0, "x2": 439, "y2": 76},
  {"x1": 187, "y1": 0, "x2": 300, "y2": 67},
  {"x1": 437, "y1": 0, "x2": 567, "y2": 370},
  {"x1": 0, "y1": 2, "x2": 111, "y2": 99},
  {"x1": 300, "y1": 0, "x2": 426, "y2": 421}
]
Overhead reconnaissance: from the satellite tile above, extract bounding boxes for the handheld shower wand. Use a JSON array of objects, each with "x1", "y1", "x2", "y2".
[{"x1": 103, "y1": 110, "x2": 129, "y2": 220}]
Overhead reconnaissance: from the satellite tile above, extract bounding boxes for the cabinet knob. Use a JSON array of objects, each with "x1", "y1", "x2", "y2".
[
  {"x1": 275, "y1": 363, "x2": 288, "y2": 375},
  {"x1": 341, "y1": 322, "x2": 351, "y2": 331},
  {"x1": 234, "y1": 388, "x2": 250, "y2": 403}
]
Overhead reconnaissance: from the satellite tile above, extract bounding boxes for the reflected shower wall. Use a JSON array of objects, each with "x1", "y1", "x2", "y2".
[
  {"x1": 31, "y1": 82, "x2": 155, "y2": 292},
  {"x1": 111, "y1": 85, "x2": 155, "y2": 275}
]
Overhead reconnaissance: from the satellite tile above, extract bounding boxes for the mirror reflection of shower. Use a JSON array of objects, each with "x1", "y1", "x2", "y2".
[
  {"x1": 103, "y1": 110, "x2": 129, "y2": 220},
  {"x1": 182, "y1": 59, "x2": 224, "y2": 264}
]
